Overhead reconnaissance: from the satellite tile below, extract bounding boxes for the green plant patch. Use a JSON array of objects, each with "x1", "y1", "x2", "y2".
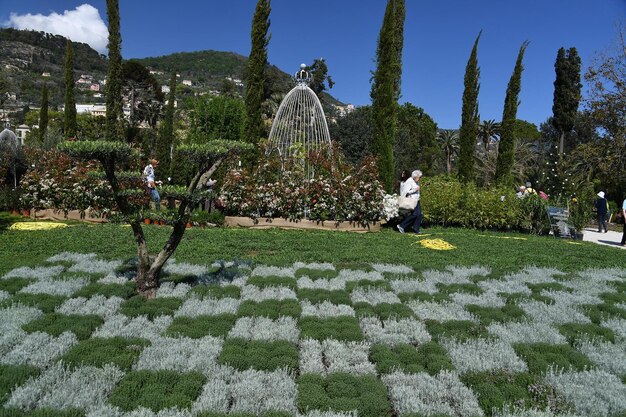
[
  {"x1": 425, "y1": 320, "x2": 488, "y2": 341},
  {"x1": 600, "y1": 291, "x2": 626, "y2": 305},
  {"x1": 294, "y1": 268, "x2": 338, "y2": 279},
  {"x1": 218, "y1": 338, "x2": 299, "y2": 372},
  {"x1": 22, "y1": 313, "x2": 103, "y2": 340},
  {"x1": 60, "y1": 337, "x2": 150, "y2": 371},
  {"x1": 370, "y1": 342, "x2": 453, "y2": 375},
  {"x1": 353, "y1": 302, "x2": 415, "y2": 320},
  {"x1": 461, "y1": 371, "x2": 535, "y2": 416},
  {"x1": 120, "y1": 295, "x2": 182, "y2": 319},
  {"x1": 162, "y1": 272, "x2": 198, "y2": 285},
  {"x1": 299, "y1": 316, "x2": 363, "y2": 342},
  {"x1": 398, "y1": 291, "x2": 451, "y2": 303},
  {"x1": 297, "y1": 288, "x2": 351, "y2": 305},
  {"x1": 465, "y1": 303, "x2": 527, "y2": 325},
  {"x1": 582, "y1": 303, "x2": 626, "y2": 324},
  {"x1": 195, "y1": 413, "x2": 255, "y2": 417},
  {"x1": 0, "y1": 293, "x2": 66, "y2": 313},
  {"x1": 108, "y1": 369, "x2": 206, "y2": 412},
  {"x1": 558, "y1": 323, "x2": 615, "y2": 344},
  {"x1": 0, "y1": 278, "x2": 34, "y2": 294},
  {"x1": 297, "y1": 373, "x2": 391, "y2": 417},
  {"x1": 189, "y1": 284, "x2": 240, "y2": 299},
  {"x1": 0, "y1": 364, "x2": 40, "y2": 405},
  {"x1": 166, "y1": 314, "x2": 236, "y2": 338},
  {"x1": 345, "y1": 280, "x2": 392, "y2": 293},
  {"x1": 527, "y1": 282, "x2": 570, "y2": 294},
  {"x1": 247, "y1": 275, "x2": 296, "y2": 290},
  {"x1": 73, "y1": 282, "x2": 136, "y2": 299},
  {"x1": 0, "y1": 409, "x2": 85, "y2": 417},
  {"x1": 608, "y1": 280, "x2": 626, "y2": 293},
  {"x1": 513, "y1": 343, "x2": 594, "y2": 374},
  {"x1": 237, "y1": 299, "x2": 301, "y2": 319},
  {"x1": 334, "y1": 262, "x2": 374, "y2": 272},
  {"x1": 503, "y1": 292, "x2": 554, "y2": 305},
  {"x1": 436, "y1": 283, "x2": 484, "y2": 295}
]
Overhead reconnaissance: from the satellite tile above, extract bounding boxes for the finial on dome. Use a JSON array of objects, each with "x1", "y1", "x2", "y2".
[{"x1": 294, "y1": 64, "x2": 312, "y2": 86}]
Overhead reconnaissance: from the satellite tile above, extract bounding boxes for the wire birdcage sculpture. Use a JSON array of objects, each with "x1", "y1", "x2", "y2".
[{"x1": 267, "y1": 64, "x2": 331, "y2": 180}]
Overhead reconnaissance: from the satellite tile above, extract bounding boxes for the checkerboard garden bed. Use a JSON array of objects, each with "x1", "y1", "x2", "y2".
[{"x1": 1, "y1": 253, "x2": 626, "y2": 417}]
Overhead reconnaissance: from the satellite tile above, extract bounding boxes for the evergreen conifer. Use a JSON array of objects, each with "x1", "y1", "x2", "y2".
[
  {"x1": 458, "y1": 31, "x2": 481, "y2": 183},
  {"x1": 63, "y1": 40, "x2": 77, "y2": 138},
  {"x1": 105, "y1": 0, "x2": 124, "y2": 141}
]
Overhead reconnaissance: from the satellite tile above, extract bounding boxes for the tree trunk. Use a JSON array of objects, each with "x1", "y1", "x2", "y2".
[{"x1": 558, "y1": 131, "x2": 565, "y2": 155}]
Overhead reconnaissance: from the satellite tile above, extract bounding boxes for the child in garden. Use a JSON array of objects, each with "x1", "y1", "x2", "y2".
[{"x1": 143, "y1": 159, "x2": 162, "y2": 211}]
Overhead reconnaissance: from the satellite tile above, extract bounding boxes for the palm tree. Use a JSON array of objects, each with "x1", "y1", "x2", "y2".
[
  {"x1": 478, "y1": 119, "x2": 500, "y2": 153},
  {"x1": 438, "y1": 129, "x2": 459, "y2": 174}
]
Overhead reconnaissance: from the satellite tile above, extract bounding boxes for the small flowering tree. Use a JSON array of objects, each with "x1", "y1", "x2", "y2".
[{"x1": 58, "y1": 140, "x2": 251, "y2": 297}]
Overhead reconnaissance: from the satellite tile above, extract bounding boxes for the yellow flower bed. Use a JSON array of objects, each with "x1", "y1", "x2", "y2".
[
  {"x1": 417, "y1": 238, "x2": 456, "y2": 251},
  {"x1": 9, "y1": 222, "x2": 69, "y2": 231}
]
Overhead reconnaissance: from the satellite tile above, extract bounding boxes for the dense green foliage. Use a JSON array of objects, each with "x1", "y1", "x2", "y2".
[
  {"x1": 105, "y1": 0, "x2": 124, "y2": 141},
  {"x1": 0, "y1": 364, "x2": 40, "y2": 405},
  {"x1": 22, "y1": 313, "x2": 103, "y2": 340},
  {"x1": 157, "y1": 72, "x2": 177, "y2": 170},
  {"x1": 38, "y1": 84, "x2": 48, "y2": 143},
  {"x1": 370, "y1": 0, "x2": 405, "y2": 192},
  {"x1": 61, "y1": 337, "x2": 151, "y2": 371},
  {"x1": 370, "y1": 342, "x2": 454, "y2": 375},
  {"x1": 395, "y1": 103, "x2": 439, "y2": 177},
  {"x1": 166, "y1": 314, "x2": 237, "y2": 338},
  {"x1": 458, "y1": 31, "x2": 481, "y2": 183},
  {"x1": 552, "y1": 47, "x2": 582, "y2": 154},
  {"x1": 513, "y1": 343, "x2": 593, "y2": 374},
  {"x1": 64, "y1": 40, "x2": 77, "y2": 138},
  {"x1": 495, "y1": 42, "x2": 529, "y2": 185},
  {"x1": 108, "y1": 370, "x2": 206, "y2": 412},
  {"x1": 120, "y1": 295, "x2": 182, "y2": 319},
  {"x1": 244, "y1": 0, "x2": 271, "y2": 151},
  {"x1": 237, "y1": 299, "x2": 301, "y2": 318},
  {"x1": 218, "y1": 338, "x2": 299, "y2": 372},
  {"x1": 299, "y1": 316, "x2": 363, "y2": 341}
]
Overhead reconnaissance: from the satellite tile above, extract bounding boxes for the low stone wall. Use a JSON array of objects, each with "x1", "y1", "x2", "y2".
[
  {"x1": 224, "y1": 216, "x2": 380, "y2": 232},
  {"x1": 32, "y1": 209, "x2": 108, "y2": 223}
]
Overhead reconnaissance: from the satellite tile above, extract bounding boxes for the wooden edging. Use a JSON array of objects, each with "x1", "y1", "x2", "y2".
[{"x1": 224, "y1": 216, "x2": 380, "y2": 232}]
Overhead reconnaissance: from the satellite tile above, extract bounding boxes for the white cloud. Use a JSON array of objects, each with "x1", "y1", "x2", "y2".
[{"x1": 6, "y1": 4, "x2": 108, "y2": 54}]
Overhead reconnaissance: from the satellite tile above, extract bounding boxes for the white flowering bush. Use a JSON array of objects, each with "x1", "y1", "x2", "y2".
[
  {"x1": 576, "y1": 339, "x2": 626, "y2": 377},
  {"x1": 299, "y1": 338, "x2": 375, "y2": 375},
  {"x1": 1, "y1": 331, "x2": 78, "y2": 368},
  {"x1": 390, "y1": 278, "x2": 439, "y2": 295},
  {"x1": 504, "y1": 266, "x2": 565, "y2": 284},
  {"x1": 382, "y1": 370, "x2": 484, "y2": 416},
  {"x1": 372, "y1": 263, "x2": 414, "y2": 274},
  {"x1": 98, "y1": 273, "x2": 131, "y2": 284},
  {"x1": 135, "y1": 335, "x2": 223, "y2": 374},
  {"x1": 544, "y1": 368, "x2": 626, "y2": 416},
  {"x1": 450, "y1": 291, "x2": 506, "y2": 307},
  {"x1": 0, "y1": 304, "x2": 44, "y2": 333},
  {"x1": 69, "y1": 258, "x2": 123, "y2": 275},
  {"x1": 56, "y1": 295, "x2": 124, "y2": 318},
  {"x1": 300, "y1": 300, "x2": 355, "y2": 318},
  {"x1": 192, "y1": 366, "x2": 297, "y2": 415},
  {"x1": 241, "y1": 284, "x2": 297, "y2": 301},
  {"x1": 478, "y1": 279, "x2": 532, "y2": 295},
  {"x1": 6, "y1": 362, "x2": 124, "y2": 411},
  {"x1": 3, "y1": 265, "x2": 65, "y2": 280},
  {"x1": 442, "y1": 338, "x2": 528, "y2": 373},
  {"x1": 562, "y1": 277, "x2": 615, "y2": 296},
  {"x1": 382, "y1": 194, "x2": 400, "y2": 220},
  {"x1": 297, "y1": 276, "x2": 346, "y2": 291},
  {"x1": 19, "y1": 277, "x2": 89, "y2": 296},
  {"x1": 174, "y1": 296, "x2": 240, "y2": 317},
  {"x1": 487, "y1": 321, "x2": 567, "y2": 345},
  {"x1": 92, "y1": 314, "x2": 172, "y2": 341},
  {"x1": 252, "y1": 265, "x2": 295, "y2": 277},
  {"x1": 359, "y1": 316, "x2": 431, "y2": 346},
  {"x1": 293, "y1": 262, "x2": 335, "y2": 271},
  {"x1": 350, "y1": 287, "x2": 401, "y2": 305},
  {"x1": 337, "y1": 269, "x2": 384, "y2": 282},
  {"x1": 163, "y1": 259, "x2": 209, "y2": 278},
  {"x1": 601, "y1": 318, "x2": 626, "y2": 339},
  {"x1": 408, "y1": 301, "x2": 478, "y2": 322},
  {"x1": 518, "y1": 300, "x2": 590, "y2": 324},
  {"x1": 228, "y1": 316, "x2": 299, "y2": 342},
  {"x1": 155, "y1": 282, "x2": 191, "y2": 298}
]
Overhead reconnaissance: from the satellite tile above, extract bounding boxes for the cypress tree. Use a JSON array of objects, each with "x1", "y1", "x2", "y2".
[
  {"x1": 552, "y1": 47, "x2": 581, "y2": 155},
  {"x1": 495, "y1": 41, "x2": 529, "y2": 185},
  {"x1": 371, "y1": 0, "x2": 405, "y2": 192},
  {"x1": 105, "y1": 0, "x2": 124, "y2": 141},
  {"x1": 39, "y1": 83, "x2": 49, "y2": 144},
  {"x1": 157, "y1": 72, "x2": 177, "y2": 171},
  {"x1": 458, "y1": 31, "x2": 481, "y2": 183},
  {"x1": 63, "y1": 40, "x2": 77, "y2": 138},
  {"x1": 244, "y1": 0, "x2": 271, "y2": 154}
]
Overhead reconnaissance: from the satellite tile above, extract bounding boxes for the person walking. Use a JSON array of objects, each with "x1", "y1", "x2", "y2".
[
  {"x1": 621, "y1": 196, "x2": 626, "y2": 246},
  {"x1": 397, "y1": 170, "x2": 422, "y2": 234},
  {"x1": 143, "y1": 158, "x2": 162, "y2": 211},
  {"x1": 595, "y1": 191, "x2": 609, "y2": 233},
  {"x1": 399, "y1": 170, "x2": 410, "y2": 197}
]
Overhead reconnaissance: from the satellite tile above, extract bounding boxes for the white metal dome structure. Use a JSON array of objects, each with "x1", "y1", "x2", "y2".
[{"x1": 268, "y1": 64, "x2": 331, "y2": 178}]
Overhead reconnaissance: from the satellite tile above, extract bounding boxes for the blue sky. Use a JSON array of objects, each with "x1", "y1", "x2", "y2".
[{"x1": 1, "y1": 1, "x2": 624, "y2": 129}]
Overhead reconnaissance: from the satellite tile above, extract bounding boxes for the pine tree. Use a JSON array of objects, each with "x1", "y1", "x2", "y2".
[
  {"x1": 157, "y1": 72, "x2": 177, "y2": 172},
  {"x1": 63, "y1": 40, "x2": 77, "y2": 138},
  {"x1": 38, "y1": 83, "x2": 49, "y2": 144},
  {"x1": 552, "y1": 47, "x2": 581, "y2": 155},
  {"x1": 495, "y1": 41, "x2": 529, "y2": 185},
  {"x1": 244, "y1": 0, "x2": 271, "y2": 155},
  {"x1": 371, "y1": 0, "x2": 405, "y2": 192},
  {"x1": 458, "y1": 31, "x2": 481, "y2": 183},
  {"x1": 105, "y1": 0, "x2": 124, "y2": 141}
]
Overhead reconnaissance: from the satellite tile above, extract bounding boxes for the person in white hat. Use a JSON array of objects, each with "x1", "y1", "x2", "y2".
[{"x1": 595, "y1": 191, "x2": 608, "y2": 233}]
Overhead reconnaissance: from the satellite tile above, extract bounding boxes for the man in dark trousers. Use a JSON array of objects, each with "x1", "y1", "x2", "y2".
[{"x1": 595, "y1": 191, "x2": 608, "y2": 233}]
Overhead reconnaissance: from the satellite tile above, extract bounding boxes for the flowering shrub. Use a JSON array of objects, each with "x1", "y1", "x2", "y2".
[{"x1": 220, "y1": 146, "x2": 385, "y2": 226}]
